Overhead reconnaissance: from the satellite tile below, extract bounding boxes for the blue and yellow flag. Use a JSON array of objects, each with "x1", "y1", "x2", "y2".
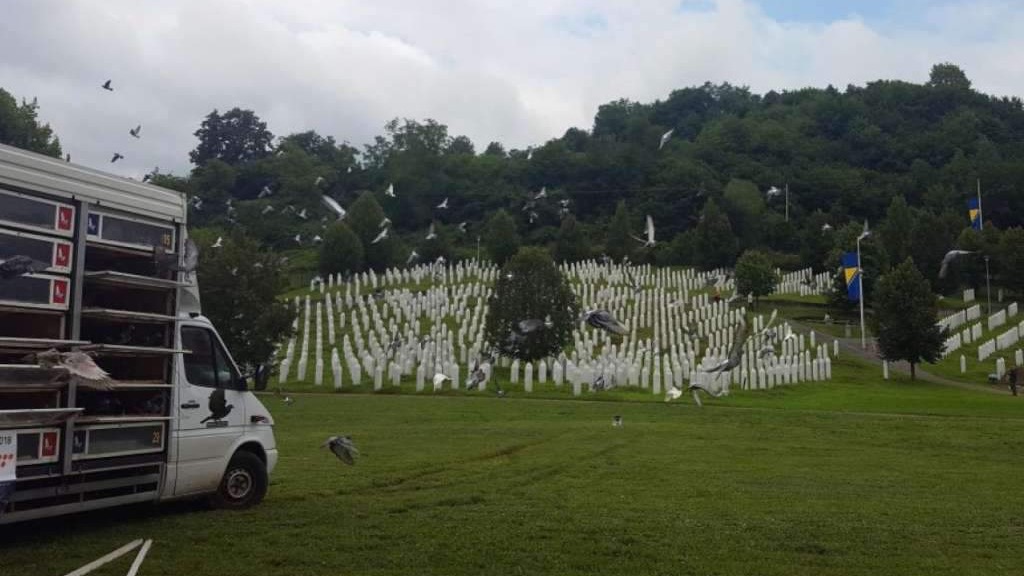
[
  {"x1": 967, "y1": 197, "x2": 982, "y2": 230},
  {"x1": 842, "y1": 252, "x2": 861, "y2": 301}
]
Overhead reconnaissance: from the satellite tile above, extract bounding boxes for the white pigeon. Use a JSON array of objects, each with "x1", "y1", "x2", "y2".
[
  {"x1": 297, "y1": 208, "x2": 308, "y2": 220},
  {"x1": 321, "y1": 194, "x2": 347, "y2": 219},
  {"x1": 425, "y1": 223, "x2": 437, "y2": 240},
  {"x1": 766, "y1": 186, "x2": 782, "y2": 198},
  {"x1": 938, "y1": 249, "x2": 975, "y2": 279},
  {"x1": 258, "y1": 186, "x2": 273, "y2": 198},
  {"x1": 385, "y1": 183, "x2": 396, "y2": 197},
  {"x1": 406, "y1": 250, "x2": 419, "y2": 265},
  {"x1": 457, "y1": 222, "x2": 467, "y2": 233},
  {"x1": 534, "y1": 187, "x2": 547, "y2": 200},
  {"x1": 371, "y1": 228, "x2": 389, "y2": 244},
  {"x1": 294, "y1": 234, "x2": 302, "y2": 244},
  {"x1": 658, "y1": 128, "x2": 674, "y2": 150},
  {"x1": 433, "y1": 372, "x2": 450, "y2": 391},
  {"x1": 436, "y1": 197, "x2": 449, "y2": 210},
  {"x1": 632, "y1": 215, "x2": 656, "y2": 247},
  {"x1": 347, "y1": 166, "x2": 353, "y2": 174},
  {"x1": 526, "y1": 149, "x2": 533, "y2": 160},
  {"x1": 379, "y1": 217, "x2": 391, "y2": 229},
  {"x1": 821, "y1": 223, "x2": 833, "y2": 232},
  {"x1": 312, "y1": 235, "x2": 323, "y2": 244},
  {"x1": 314, "y1": 176, "x2": 325, "y2": 186},
  {"x1": 211, "y1": 236, "x2": 223, "y2": 248},
  {"x1": 261, "y1": 205, "x2": 274, "y2": 215}
]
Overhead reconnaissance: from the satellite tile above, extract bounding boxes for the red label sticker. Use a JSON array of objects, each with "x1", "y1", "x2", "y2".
[
  {"x1": 54, "y1": 243, "x2": 70, "y2": 267},
  {"x1": 41, "y1": 432, "x2": 58, "y2": 457},
  {"x1": 52, "y1": 279, "x2": 68, "y2": 305},
  {"x1": 57, "y1": 206, "x2": 73, "y2": 231}
]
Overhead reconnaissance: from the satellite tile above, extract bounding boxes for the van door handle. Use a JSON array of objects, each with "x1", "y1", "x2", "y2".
[{"x1": 180, "y1": 400, "x2": 200, "y2": 409}]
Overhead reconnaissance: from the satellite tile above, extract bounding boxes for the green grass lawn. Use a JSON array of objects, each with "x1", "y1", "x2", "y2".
[{"x1": 3, "y1": 368, "x2": 1023, "y2": 576}]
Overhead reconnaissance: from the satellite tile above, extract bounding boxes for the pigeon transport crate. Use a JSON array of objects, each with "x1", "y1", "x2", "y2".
[
  {"x1": 0, "y1": 142, "x2": 185, "y2": 523},
  {"x1": 0, "y1": 142, "x2": 279, "y2": 525}
]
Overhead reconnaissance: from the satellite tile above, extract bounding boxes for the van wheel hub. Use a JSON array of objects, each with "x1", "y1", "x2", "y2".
[{"x1": 225, "y1": 467, "x2": 252, "y2": 499}]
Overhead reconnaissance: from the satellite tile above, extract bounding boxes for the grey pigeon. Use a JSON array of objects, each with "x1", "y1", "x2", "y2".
[
  {"x1": 938, "y1": 249, "x2": 974, "y2": 279},
  {"x1": 129, "y1": 125, "x2": 141, "y2": 138},
  {"x1": 200, "y1": 387, "x2": 233, "y2": 423},
  {"x1": 32, "y1": 349, "x2": 114, "y2": 390},
  {"x1": 704, "y1": 318, "x2": 748, "y2": 374},
  {"x1": 322, "y1": 435, "x2": 359, "y2": 465},
  {"x1": 258, "y1": 186, "x2": 273, "y2": 198},
  {"x1": 101, "y1": 79, "x2": 113, "y2": 91},
  {"x1": 111, "y1": 153, "x2": 124, "y2": 163},
  {"x1": 517, "y1": 316, "x2": 553, "y2": 334},
  {"x1": 579, "y1": 309, "x2": 628, "y2": 335},
  {"x1": 0, "y1": 255, "x2": 48, "y2": 280}
]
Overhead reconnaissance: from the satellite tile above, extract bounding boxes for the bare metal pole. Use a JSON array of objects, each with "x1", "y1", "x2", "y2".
[
  {"x1": 985, "y1": 256, "x2": 992, "y2": 315},
  {"x1": 785, "y1": 183, "x2": 789, "y2": 222},
  {"x1": 857, "y1": 234, "x2": 866, "y2": 349}
]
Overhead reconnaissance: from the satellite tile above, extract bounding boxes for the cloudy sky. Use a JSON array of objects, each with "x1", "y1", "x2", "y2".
[{"x1": 2, "y1": 0, "x2": 1023, "y2": 177}]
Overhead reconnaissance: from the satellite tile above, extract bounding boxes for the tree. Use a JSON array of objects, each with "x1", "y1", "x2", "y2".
[
  {"x1": 484, "y1": 247, "x2": 580, "y2": 361},
  {"x1": 554, "y1": 214, "x2": 588, "y2": 262},
  {"x1": 190, "y1": 108, "x2": 274, "y2": 166},
  {"x1": 722, "y1": 178, "x2": 765, "y2": 248},
  {"x1": 878, "y1": 196, "x2": 914, "y2": 266},
  {"x1": 694, "y1": 199, "x2": 738, "y2": 270},
  {"x1": 319, "y1": 222, "x2": 364, "y2": 276},
  {"x1": 194, "y1": 230, "x2": 293, "y2": 373},
  {"x1": 927, "y1": 62, "x2": 971, "y2": 90},
  {"x1": 871, "y1": 258, "x2": 946, "y2": 379},
  {"x1": 345, "y1": 191, "x2": 391, "y2": 270},
  {"x1": 734, "y1": 250, "x2": 777, "y2": 306},
  {"x1": 0, "y1": 89, "x2": 61, "y2": 157},
  {"x1": 485, "y1": 209, "x2": 519, "y2": 265},
  {"x1": 998, "y1": 227, "x2": 1024, "y2": 297},
  {"x1": 606, "y1": 201, "x2": 633, "y2": 262}
]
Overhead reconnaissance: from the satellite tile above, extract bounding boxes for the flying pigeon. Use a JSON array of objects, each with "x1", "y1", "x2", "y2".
[
  {"x1": 111, "y1": 153, "x2": 124, "y2": 163},
  {"x1": 821, "y1": 223, "x2": 833, "y2": 232},
  {"x1": 528, "y1": 211, "x2": 539, "y2": 225},
  {"x1": 592, "y1": 375, "x2": 608, "y2": 392},
  {"x1": 101, "y1": 79, "x2": 113, "y2": 91},
  {"x1": 65, "y1": 153, "x2": 71, "y2": 162},
  {"x1": 0, "y1": 255, "x2": 48, "y2": 280},
  {"x1": 379, "y1": 217, "x2": 391, "y2": 229},
  {"x1": 534, "y1": 187, "x2": 547, "y2": 200},
  {"x1": 517, "y1": 316, "x2": 553, "y2": 334},
  {"x1": 658, "y1": 128, "x2": 674, "y2": 150},
  {"x1": 211, "y1": 236, "x2": 223, "y2": 249},
  {"x1": 200, "y1": 387, "x2": 234, "y2": 423},
  {"x1": 579, "y1": 309, "x2": 629, "y2": 335},
  {"x1": 347, "y1": 166, "x2": 353, "y2": 174},
  {"x1": 258, "y1": 186, "x2": 273, "y2": 198},
  {"x1": 190, "y1": 197, "x2": 203, "y2": 211},
  {"x1": 314, "y1": 176, "x2": 325, "y2": 186},
  {"x1": 321, "y1": 194, "x2": 346, "y2": 219},
  {"x1": 129, "y1": 125, "x2": 141, "y2": 138},
  {"x1": 406, "y1": 250, "x2": 419, "y2": 265},
  {"x1": 766, "y1": 186, "x2": 782, "y2": 198},
  {"x1": 294, "y1": 234, "x2": 302, "y2": 244},
  {"x1": 261, "y1": 205, "x2": 275, "y2": 215},
  {"x1": 559, "y1": 199, "x2": 570, "y2": 208},
  {"x1": 297, "y1": 208, "x2": 308, "y2": 220},
  {"x1": 632, "y1": 215, "x2": 656, "y2": 247},
  {"x1": 457, "y1": 222, "x2": 467, "y2": 233},
  {"x1": 436, "y1": 197, "x2": 449, "y2": 210},
  {"x1": 433, "y1": 372, "x2": 450, "y2": 390},
  {"x1": 425, "y1": 223, "x2": 437, "y2": 240},
  {"x1": 385, "y1": 183, "x2": 396, "y2": 197},
  {"x1": 312, "y1": 235, "x2": 323, "y2": 244},
  {"x1": 371, "y1": 228, "x2": 389, "y2": 244},
  {"x1": 154, "y1": 238, "x2": 199, "y2": 276},
  {"x1": 938, "y1": 250, "x2": 975, "y2": 279},
  {"x1": 466, "y1": 362, "x2": 487, "y2": 390},
  {"x1": 704, "y1": 318, "x2": 748, "y2": 374},
  {"x1": 526, "y1": 149, "x2": 533, "y2": 160},
  {"x1": 32, "y1": 349, "x2": 114, "y2": 390},
  {"x1": 322, "y1": 435, "x2": 359, "y2": 465}
]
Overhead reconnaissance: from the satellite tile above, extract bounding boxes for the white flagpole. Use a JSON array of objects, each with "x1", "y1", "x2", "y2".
[{"x1": 977, "y1": 178, "x2": 983, "y2": 230}]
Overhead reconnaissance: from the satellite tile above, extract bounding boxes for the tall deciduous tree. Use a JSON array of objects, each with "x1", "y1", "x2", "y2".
[
  {"x1": 606, "y1": 201, "x2": 633, "y2": 262},
  {"x1": 871, "y1": 258, "x2": 946, "y2": 379},
  {"x1": 997, "y1": 227, "x2": 1024, "y2": 297},
  {"x1": 190, "y1": 108, "x2": 274, "y2": 166},
  {"x1": 734, "y1": 250, "x2": 777, "y2": 306},
  {"x1": 694, "y1": 199, "x2": 738, "y2": 270},
  {"x1": 485, "y1": 209, "x2": 519, "y2": 265},
  {"x1": 194, "y1": 230, "x2": 293, "y2": 372},
  {"x1": 319, "y1": 222, "x2": 364, "y2": 276},
  {"x1": 484, "y1": 247, "x2": 580, "y2": 362},
  {"x1": 0, "y1": 89, "x2": 61, "y2": 157},
  {"x1": 345, "y1": 191, "x2": 391, "y2": 270},
  {"x1": 554, "y1": 214, "x2": 588, "y2": 262}
]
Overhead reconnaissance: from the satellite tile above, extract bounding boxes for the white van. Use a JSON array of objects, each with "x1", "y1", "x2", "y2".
[{"x1": 0, "y1": 143, "x2": 277, "y2": 523}]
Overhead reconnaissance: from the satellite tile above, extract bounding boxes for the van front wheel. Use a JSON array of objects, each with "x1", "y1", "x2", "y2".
[{"x1": 210, "y1": 451, "x2": 267, "y2": 509}]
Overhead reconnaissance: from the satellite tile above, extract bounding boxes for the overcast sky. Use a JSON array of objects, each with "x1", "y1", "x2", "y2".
[{"x1": 2, "y1": 0, "x2": 1023, "y2": 178}]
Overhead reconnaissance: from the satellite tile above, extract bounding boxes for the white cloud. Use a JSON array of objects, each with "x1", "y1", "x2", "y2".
[{"x1": 0, "y1": 0, "x2": 1021, "y2": 177}]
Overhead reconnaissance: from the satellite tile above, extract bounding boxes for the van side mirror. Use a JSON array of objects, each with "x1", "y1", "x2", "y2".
[{"x1": 254, "y1": 364, "x2": 270, "y2": 391}]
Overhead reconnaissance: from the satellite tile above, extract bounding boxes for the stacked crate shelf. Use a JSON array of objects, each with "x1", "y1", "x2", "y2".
[{"x1": 1, "y1": 187, "x2": 182, "y2": 514}]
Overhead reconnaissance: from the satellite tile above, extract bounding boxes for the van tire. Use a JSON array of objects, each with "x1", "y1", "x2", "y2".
[{"x1": 210, "y1": 451, "x2": 267, "y2": 509}]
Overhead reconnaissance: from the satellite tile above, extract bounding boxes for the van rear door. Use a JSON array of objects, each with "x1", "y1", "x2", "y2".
[{"x1": 173, "y1": 323, "x2": 246, "y2": 496}]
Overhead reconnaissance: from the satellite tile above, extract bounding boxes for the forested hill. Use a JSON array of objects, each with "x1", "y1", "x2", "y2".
[{"x1": 4, "y1": 63, "x2": 1024, "y2": 289}]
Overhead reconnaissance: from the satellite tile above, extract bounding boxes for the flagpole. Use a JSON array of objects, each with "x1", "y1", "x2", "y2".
[
  {"x1": 977, "y1": 178, "x2": 983, "y2": 230},
  {"x1": 785, "y1": 183, "x2": 789, "y2": 222}
]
